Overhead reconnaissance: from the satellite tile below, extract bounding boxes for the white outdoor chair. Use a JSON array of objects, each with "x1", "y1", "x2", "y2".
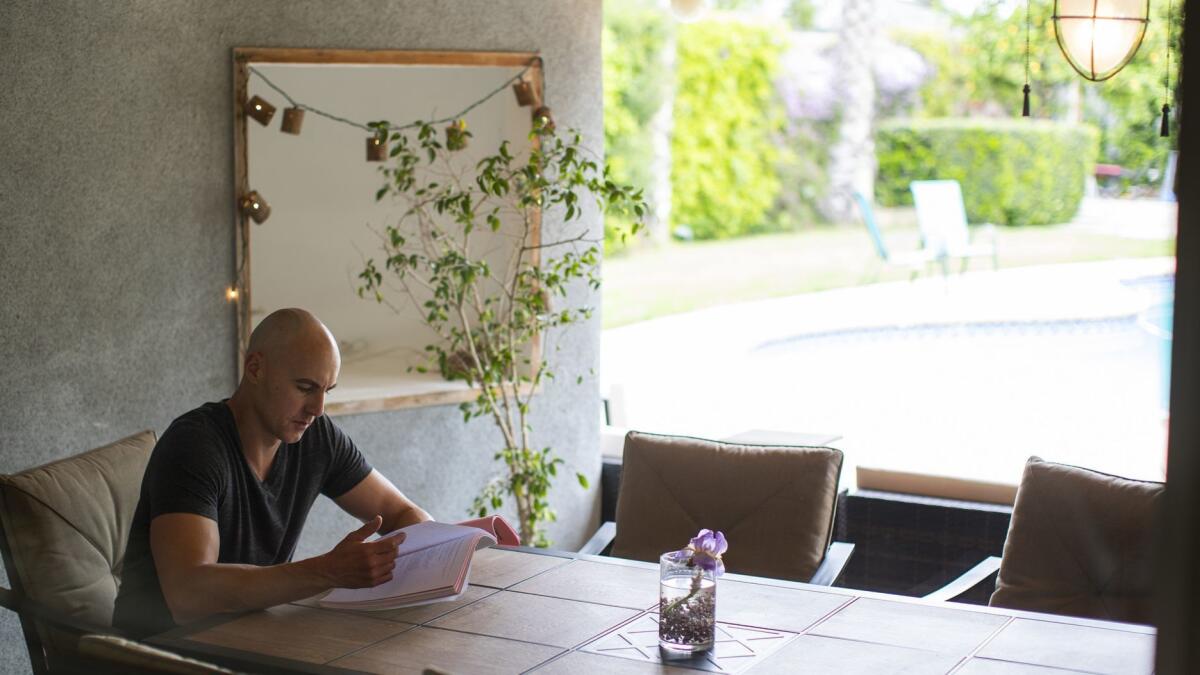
[{"x1": 910, "y1": 180, "x2": 998, "y2": 274}]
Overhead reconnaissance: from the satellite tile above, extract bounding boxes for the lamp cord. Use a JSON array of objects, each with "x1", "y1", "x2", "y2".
[
  {"x1": 248, "y1": 58, "x2": 538, "y2": 134},
  {"x1": 1162, "y1": 0, "x2": 1173, "y2": 137},
  {"x1": 1022, "y1": 0, "x2": 1032, "y2": 117},
  {"x1": 1165, "y1": 0, "x2": 1173, "y2": 105}
]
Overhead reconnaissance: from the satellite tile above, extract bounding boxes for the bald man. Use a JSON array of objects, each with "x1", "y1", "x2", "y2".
[{"x1": 113, "y1": 308, "x2": 431, "y2": 638}]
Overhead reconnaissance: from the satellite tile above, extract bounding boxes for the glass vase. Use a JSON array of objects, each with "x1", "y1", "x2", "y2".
[{"x1": 658, "y1": 549, "x2": 717, "y2": 653}]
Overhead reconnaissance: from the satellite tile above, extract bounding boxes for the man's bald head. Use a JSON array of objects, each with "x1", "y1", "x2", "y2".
[{"x1": 247, "y1": 308, "x2": 339, "y2": 363}]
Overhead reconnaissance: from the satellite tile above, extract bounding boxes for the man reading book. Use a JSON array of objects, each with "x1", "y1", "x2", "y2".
[{"x1": 113, "y1": 308, "x2": 433, "y2": 638}]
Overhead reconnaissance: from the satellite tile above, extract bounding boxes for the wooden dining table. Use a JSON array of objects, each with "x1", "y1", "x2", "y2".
[{"x1": 148, "y1": 546, "x2": 1157, "y2": 674}]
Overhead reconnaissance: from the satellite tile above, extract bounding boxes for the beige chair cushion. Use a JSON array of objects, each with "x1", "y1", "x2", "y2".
[
  {"x1": 990, "y1": 457, "x2": 1162, "y2": 624},
  {"x1": 611, "y1": 431, "x2": 843, "y2": 582},
  {"x1": 0, "y1": 430, "x2": 155, "y2": 650}
]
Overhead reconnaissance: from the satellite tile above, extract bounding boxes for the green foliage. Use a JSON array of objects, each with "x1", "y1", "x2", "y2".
[
  {"x1": 358, "y1": 121, "x2": 645, "y2": 546},
  {"x1": 672, "y1": 20, "x2": 788, "y2": 239},
  {"x1": 602, "y1": 0, "x2": 672, "y2": 250},
  {"x1": 875, "y1": 118, "x2": 1098, "y2": 226},
  {"x1": 782, "y1": 0, "x2": 816, "y2": 30},
  {"x1": 1083, "y1": 0, "x2": 1181, "y2": 187},
  {"x1": 899, "y1": 0, "x2": 1179, "y2": 191}
]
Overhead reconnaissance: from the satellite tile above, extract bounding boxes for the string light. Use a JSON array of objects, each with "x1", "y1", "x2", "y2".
[
  {"x1": 366, "y1": 133, "x2": 388, "y2": 162},
  {"x1": 245, "y1": 95, "x2": 276, "y2": 126},
  {"x1": 281, "y1": 107, "x2": 305, "y2": 135},
  {"x1": 445, "y1": 119, "x2": 469, "y2": 151},
  {"x1": 512, "y1": 78, "x2": 539, "y2": 107},
  {"x1": 239, "y1": 190, "x2": 271, "y2": 224},
  {"x1": 247, "y1": 58, "x2": 540, "y2": 139},
  {"x1": 533, "y1": 106, "x2": 555, "y2": 134},
  {"x1": 232, "y1": 57, "x2": 552, "y2": 331}
]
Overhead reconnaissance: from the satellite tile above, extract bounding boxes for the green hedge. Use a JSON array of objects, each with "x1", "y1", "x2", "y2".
[
  {"x1": 672, "y1": 20, "x2": 787, "y2": 239},
  {"x1": 875, "y1": 119, "x2": 1098, "y2": 226}
]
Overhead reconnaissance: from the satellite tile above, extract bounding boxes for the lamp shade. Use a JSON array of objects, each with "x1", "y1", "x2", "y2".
[
  {"x1": 670, "y1": 0, "x2": 708, "y2": 22},
  {"x1": 1053, "y1": 0, "x2": 1149, "y2": 81}
]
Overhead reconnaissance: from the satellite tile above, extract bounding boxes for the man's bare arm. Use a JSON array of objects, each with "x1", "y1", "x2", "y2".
[
  {"x1": 151, "y1": 512, "x2": 401, "y2": 624},
  {"x1": 335, "y1": 469, "x2": 433, "y2": 533}
]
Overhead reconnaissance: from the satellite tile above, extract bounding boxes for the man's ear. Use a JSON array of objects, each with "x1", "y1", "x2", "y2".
[{"x1": 243, "y1": 351, "x2": 265, "y2": 382}]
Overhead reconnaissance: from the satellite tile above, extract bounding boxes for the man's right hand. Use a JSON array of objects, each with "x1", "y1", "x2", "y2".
[{"x1": 319, "y1": 515, "x2": 404, "y2": 588}]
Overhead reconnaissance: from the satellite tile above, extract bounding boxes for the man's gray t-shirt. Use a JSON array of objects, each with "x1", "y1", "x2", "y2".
[{"x1": 112, "y1": 401, "x2": 372, "y2": 638}]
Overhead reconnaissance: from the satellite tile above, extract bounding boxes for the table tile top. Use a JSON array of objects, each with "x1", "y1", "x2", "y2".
[
  {"x1": 956, "y1": 658, "x2": 1097, "y2": 674},
  {"x1": 329, "y1": 626, "x2": 562, "y2": 674},
  {"x1": 808, "y1": 598, "x2": 1010, "y2": 655},
  {"x1": 155, "y1": 550, "x2": 1160, "y2": 675},
  {"x1": 751, "y1": 634, "x2": 962, "y2": 675},
  {"x1": 429, "y1": 589, "x2": 641, "y2": 648},
  {"x1": 470, "y1": 547, "x2": 571, "y2": 589},
  {"x1": 716, "y1": 579, "x2": 851, "y2": 632},
  {"x1": 577, "y1": 613, "x2": 797, "y2": 673},
  {"x1": 532, "y1": 651, "x2": 696, "y2": 673},
  {"x1": 509, "y1": 559, "x2": 660, "y2": 609},
  {"x1": 977, "y1": 618, "x2": 1156, "y2": 675},
  {"x1": 188, "y1": 603, "x2": 410, "y2": 664}
]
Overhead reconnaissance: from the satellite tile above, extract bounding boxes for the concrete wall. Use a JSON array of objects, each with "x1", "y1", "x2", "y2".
[{"x1": 0, "y1": 1, "x2": 603, "y2": 672}]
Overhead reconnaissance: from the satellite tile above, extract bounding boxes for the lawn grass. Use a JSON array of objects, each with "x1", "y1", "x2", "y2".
[{"x1": 601, "y1": 218, "x2": 1174, "y2": 328}]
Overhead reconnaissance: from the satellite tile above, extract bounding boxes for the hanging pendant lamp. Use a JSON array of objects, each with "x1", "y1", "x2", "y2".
[
  {"x1": 1053, "y1": 0, "x2": 1150, "y2": 81},
  {"x1": 670, "y1": 0, "x2": 708, "y2": 22}
]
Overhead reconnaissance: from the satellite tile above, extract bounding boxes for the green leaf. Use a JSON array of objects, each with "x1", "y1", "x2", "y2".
[{"x1": 576, "y1": 473, "x2": 589, "y2": 489}]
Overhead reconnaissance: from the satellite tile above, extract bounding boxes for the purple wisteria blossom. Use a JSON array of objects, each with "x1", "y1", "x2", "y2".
[
  {"x1": 775, "y1": 34, "x2": 931, "y2": 123},
  {"x1": 688, "y1": 529, "x2": 728, "y2": 576}
]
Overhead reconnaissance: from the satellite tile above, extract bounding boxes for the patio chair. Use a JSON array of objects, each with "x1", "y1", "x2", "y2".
[
  {"x1": 0, "y1": 430, "x2": 156, "y2": 673},
  {"x1": 909, "y1": 180, "x2": 998, "y2": 273},
  {"x1": 77, "y1": 634, "x2": 238, "y2": 674},
  {"x1": 852, "y1": 191, "x2": 937, "y2": 281},
  {"x1": 924, "y1": 457, "x2": 1161, "y2": 625},
  {"x1": 580, "y1": 431, "x2": 854, "y2": 586}
]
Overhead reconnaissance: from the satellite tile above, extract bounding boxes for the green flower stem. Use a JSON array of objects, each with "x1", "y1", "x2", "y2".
[{"x1": 661, "y1": 569, "x2": 705, "y2": 618}]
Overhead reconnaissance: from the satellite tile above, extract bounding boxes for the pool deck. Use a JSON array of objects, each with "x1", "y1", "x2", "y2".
[{"x1": 601, "y1": 257, "x2": 1175, "y2": 488}]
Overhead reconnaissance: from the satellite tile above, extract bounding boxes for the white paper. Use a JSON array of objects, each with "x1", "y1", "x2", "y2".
[{"x1": 320, "y1": 521, "x2": 495, "y2": 608}]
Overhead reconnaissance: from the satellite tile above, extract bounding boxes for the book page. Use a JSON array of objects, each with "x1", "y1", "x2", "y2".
[
  {"x1": 320, "y1": 521, "x2": 494, "y2": 607},
  {"x1": 384, "y1": 521, "x2": 482, "y2": 556}
]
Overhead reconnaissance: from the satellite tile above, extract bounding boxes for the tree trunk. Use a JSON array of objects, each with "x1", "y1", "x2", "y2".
[
  {"x1": 824, "y1": 0, "x2": 878, "y2": 222},
  {"x1": 648, "y1": 0, "x2": 677, "y2": 244}
]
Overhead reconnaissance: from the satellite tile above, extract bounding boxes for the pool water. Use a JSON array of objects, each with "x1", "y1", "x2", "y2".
[{"x1": 613, "y1": 275, "x2": 1173, "y2": 485}]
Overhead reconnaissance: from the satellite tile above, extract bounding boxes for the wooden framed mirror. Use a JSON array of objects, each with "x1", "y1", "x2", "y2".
[{"x1": 232, "y1": 48, "x2": 543, "y2": 415}]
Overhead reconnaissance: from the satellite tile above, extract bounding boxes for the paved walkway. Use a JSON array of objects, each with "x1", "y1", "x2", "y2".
[{"x1": 601, "y1": 257, "x2": 1175, "y2": 487}]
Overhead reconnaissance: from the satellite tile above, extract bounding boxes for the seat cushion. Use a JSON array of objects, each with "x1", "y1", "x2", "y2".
[
  {"x1": 611, "y1": 431, "x2": 843, "y2": 582},
  {"x1": 989, "y1": 457, "x2": 1162, "y2": 624},
  {"x1": 0, "y1": 430, "x2": 156, "y2": 630}
]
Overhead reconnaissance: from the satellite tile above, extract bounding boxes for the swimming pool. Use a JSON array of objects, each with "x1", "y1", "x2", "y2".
[{"x1": 604, "y1": 269, "x2": 1172, "y2": 486}]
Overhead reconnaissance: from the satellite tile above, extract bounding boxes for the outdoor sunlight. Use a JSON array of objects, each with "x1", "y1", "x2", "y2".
[{"x1": 600, "y1": 0, "x2": 1179, "y2": 488}]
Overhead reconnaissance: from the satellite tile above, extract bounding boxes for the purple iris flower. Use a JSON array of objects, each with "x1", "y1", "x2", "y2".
[{"x1": 688, "y1": 529, "x2": 728, "y2": 576}]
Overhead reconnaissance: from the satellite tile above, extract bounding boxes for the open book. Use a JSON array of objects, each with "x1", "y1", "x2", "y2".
[{"x1": 318, "y1": 516, "x2": 519, "y2": 610}]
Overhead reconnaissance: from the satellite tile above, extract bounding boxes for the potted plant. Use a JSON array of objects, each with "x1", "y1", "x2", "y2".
[{"x1": 357, "y1": 116, "x2": 645, "y2": 546}]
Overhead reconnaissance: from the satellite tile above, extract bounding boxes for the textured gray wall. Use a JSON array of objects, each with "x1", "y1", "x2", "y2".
[{"x1": 0, "y1": 1, "x2": 603, "y2": 672}]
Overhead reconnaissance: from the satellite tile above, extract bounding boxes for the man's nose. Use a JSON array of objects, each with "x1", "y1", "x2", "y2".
[{"x1": 305, "y1": 391, "x2": 325, "y2": 418}]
